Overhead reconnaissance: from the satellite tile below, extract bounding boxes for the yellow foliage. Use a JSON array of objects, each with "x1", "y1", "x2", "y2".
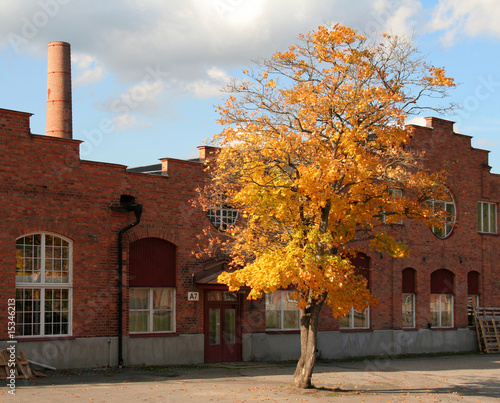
[{"x1": 205, "y1": 24, "x2": 454, "y2": 318}]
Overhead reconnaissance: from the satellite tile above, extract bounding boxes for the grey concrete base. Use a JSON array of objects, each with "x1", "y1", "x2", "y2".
[
  {"x1": 243, "y1": 332, "x2": 301, "y2": 362},
  {"x1": 124, "y1": 334, "x2": 204, "y2": 366},
  {"x1": 246, "y1": 329, "x2": 479, "y2": 361},
  {"x1": 11, "y1": 337, "x2": 118, "y2": 369},
  {"x1": 9, "y1": 334, "x2": 204, "y2": 369},
  {"x1": 9, "y1": 329, "x2": 477, "y2": 369}
]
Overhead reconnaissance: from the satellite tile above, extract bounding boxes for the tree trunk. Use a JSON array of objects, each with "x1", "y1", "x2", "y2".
[{"x1": 293, "y1": 298, "x2": 324, "y2": 388}]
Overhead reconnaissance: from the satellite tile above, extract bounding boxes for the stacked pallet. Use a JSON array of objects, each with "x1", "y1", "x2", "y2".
[
  {"x1": 475, "y1": 307, "x2": 500, "y2": 354},
  {"x1": 0, "y1": 348, "x2": 34, "y2": 380}
]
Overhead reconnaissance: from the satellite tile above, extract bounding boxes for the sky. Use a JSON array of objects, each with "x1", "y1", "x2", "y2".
[{"x1": 1, "y1": 0, "x2": 500, "y2": 172}]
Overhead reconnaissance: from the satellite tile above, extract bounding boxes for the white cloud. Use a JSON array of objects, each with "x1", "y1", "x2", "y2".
[
  {"x1": 0, "y1": 0, "x2": 425, "y2": 84},
  {"x1": 429, "y1": 0, "x2": 500, "y2": 46},
  {"x1": 187, "y1": 67, "x2": 231, "y2": 98},
  {"x1": 0, "y1": 0, "x2": 429, "y2": 126},
  {"x1": 72, "y1": 53, "x2": 104, "y2": 87},
  {"x1": 111, "y1": 113, "x2": 150, "y2": 131}
]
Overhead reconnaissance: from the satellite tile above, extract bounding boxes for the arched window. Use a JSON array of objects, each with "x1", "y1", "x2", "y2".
[
  {"x1": 467, "y1": 271, "x2": 480, "y2": 326},
  {"x1": 402, "y1": 268, "x2": 416, "y2": 328},
  {"x1": 430, "y1": 269, "x2": 454, "y2": 328},
  {"x1": 340, "y1": 253, "x2": 370, "y2": 329},
  {"x1": 129, "y1": 238, "x2": 176, "y2": 333},
  {"x1": 15, "y1": 233, "x2": 72, "y2": 337}
]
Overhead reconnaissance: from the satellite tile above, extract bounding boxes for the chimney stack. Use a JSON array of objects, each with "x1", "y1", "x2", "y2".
[{"x1": 46, "y1": 41, "x2": 72, "y2": 139}]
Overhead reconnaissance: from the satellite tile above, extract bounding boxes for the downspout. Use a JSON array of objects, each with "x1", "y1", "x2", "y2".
[{"x1": 117, "y1": 203, "x2": 142, "y2": 367}]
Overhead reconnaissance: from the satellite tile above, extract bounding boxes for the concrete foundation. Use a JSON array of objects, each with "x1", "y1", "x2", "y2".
[
  {"x1": 8, "y1": 329, "x2": 477, "y2": 369},
  {"x1": 11, "y1": 337, "x2": 118, "y2": 369},
  {"x1": 10, "y1": 334, "x2": 204, "y2": 369},
  {"x1": 125, "y1": 334, "x2": 204, "y2": 366},
  {"x1": 246, "y1": 329, "x2": 478, "y2": 361}
]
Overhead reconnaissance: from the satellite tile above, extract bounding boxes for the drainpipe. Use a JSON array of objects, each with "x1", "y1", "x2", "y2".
[{"x1": 116, "y1": 201, "x2": 142, "y2": 367}]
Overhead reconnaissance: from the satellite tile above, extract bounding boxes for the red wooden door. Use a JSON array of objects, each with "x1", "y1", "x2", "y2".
[{"x1": 204, "y1": 292, "x2": 242, "y2": 363}]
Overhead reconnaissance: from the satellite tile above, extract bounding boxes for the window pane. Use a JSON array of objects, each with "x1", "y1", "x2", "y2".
[
  {"x1": 490, "y1": 203, "x2": 497, "y2": 233},
  {"x1": 283, "y1": 310, "x2": 299, "y2": 329},
  {"x1": 130, "y1": 311, "x2": 149, "y2": 332},
  {"x1": 153, "y1": 289, "x2": 173, "y2": 310},
  {"x1": 441, "y1": 294, "x2": 453, "y2": 311},
  {"x1": 353, "y1": 309, "x2": 368, "y2": 328},
  {"x1": 45, "y1": 236, "x2": 70, "y2": 284},
  {"x1": 441, "y1": 311, "x2": 453, "y2": 327},
  {"x1": 223, "y1": 291, "x2": 237, "y2": 302},
  {"x1": 431, "y1": 193, "x2": 455, "y2": 238},
  {"x1": 16, "y1": 236, "x2": 42, "y2": 283},
  {"x1": 446, "y1": 202, "x2": 455, "y2": 217},
  {"x1": 15, "y1": 287, "x2": 42, "y2": 336},
  {"x1": 44, "y1": 288, "x2": 69, "y2": 336},
  {"x1": 265, "y1": 291, "x2": 300, "y2": 330},
  {"x1": 283, "y1": 291, "x2": 298, "y2": 310},
  {"x1": 153, "y1": 310, "x2": 173, "y2": 332},
  {"x1": 430, "y1": 294, "x2": 439, "y2": 311},
  {"x1": 483, "y1": 202, "x2": 489, "y2": 232},
  {"x1": 402, "y1": 311, "x2": 413, "y2": 328},
  {"x1": 207, "y1": 291, "x2": 222, "y2": 301},
  {"x1": 431, "y1": 311, "x2": 440, "y2": 327},
  {"x1": 265, "y1": 292, "x2": 281, "y2": 311},
  {"x1": 339, "y1": 311, "x2": 350, "y2": 328},
  {"x1": 402, "y1": 293, "x2": 414, "y2": 328},
  {"x1": 130, "y1": 289, "x2": 149, "y2": 309},
  {"x1": 265, "y1": 310, "x2": 280, "y2": 329},
  {"x1": 209, "y1": 308, "x2": 221, "y2": 345},
  {"x1": 224, "y1": 308, "x2": 236, "y2": 344}
]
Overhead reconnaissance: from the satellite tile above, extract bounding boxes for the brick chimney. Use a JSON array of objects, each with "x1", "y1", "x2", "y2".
[
  {"x1": 197, "y1": 145, "x2": 219, "y2": 161},
  {"x1": 46, "y1": 41, "x2": 72, "y2": 139}
]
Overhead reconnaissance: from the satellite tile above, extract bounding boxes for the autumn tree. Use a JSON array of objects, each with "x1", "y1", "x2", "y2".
[{"x1": 203, "y1": 25, "x2": 455, "y2": 388}]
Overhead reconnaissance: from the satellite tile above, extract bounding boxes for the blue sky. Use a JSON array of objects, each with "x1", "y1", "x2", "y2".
[{"x1": 1, "y1": 0, "x2": 500, "y2": 172}]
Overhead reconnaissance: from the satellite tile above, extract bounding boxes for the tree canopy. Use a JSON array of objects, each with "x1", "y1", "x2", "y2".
[{"x1": 201, "y1": 24, "x2": 455, "y2": 388}]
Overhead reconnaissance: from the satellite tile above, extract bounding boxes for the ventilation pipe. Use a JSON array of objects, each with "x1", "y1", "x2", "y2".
[
  {"x1": 113, "y1": 195, "x2": 143, "y2": 367},
  {"x1": 46, "y1": 41, "x2": 72, "y2": 139}
]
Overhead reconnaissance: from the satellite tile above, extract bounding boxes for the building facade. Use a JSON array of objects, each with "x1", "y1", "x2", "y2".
[{"x1": 0, "y1": 43, "x2": 499, "y2": 369}]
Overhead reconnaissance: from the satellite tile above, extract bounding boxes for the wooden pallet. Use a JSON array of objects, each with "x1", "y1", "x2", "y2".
[
  {"x1": 475, "y1": 307, "x2": 500, "y2": 354},
  {"x1": 0, "y1": 348, "x2": 34, "y2": 380}
]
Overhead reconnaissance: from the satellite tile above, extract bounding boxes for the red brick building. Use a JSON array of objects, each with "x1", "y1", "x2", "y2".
[{"x1": 0, "y1": 43, "x2": 498, "y2": 368}]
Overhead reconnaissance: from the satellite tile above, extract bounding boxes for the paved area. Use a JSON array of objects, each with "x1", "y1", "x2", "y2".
[{"x1": 1, "y1": 354, "x2": 499, "y2": 402}]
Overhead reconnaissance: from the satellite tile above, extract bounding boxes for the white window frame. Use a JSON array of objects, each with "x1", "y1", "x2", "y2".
[
  {"x1": 429, "y1": 191, "x2": 456, "y2": 239},
  {"x1": 15, "y1": 232, "x2": 73, "y2": 338},
  {"x1": 402, "y1": 293, "x2": 415, "y2": 328},
  {"x1": 478, "y1": 201, "x2": 497, "y2": 234},
  {"x1": 430, "y1": 294, "x2": 454, "y2": 328},
  {"x1": 339, "y1": 307, "x2": 370, "y2": 329},
  {"x1": 265, "y1": 290, "x2": 300, "y2": 330},
  {"x1": 207, "y1": 206, "x2": 238, "y2": 230},
  {"x1": 129, "y1": 288, "x2": 176, "y2": 333}
]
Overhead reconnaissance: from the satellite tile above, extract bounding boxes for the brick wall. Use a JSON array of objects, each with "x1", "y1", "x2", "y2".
[
  {"x1": 1, "y1": 108, "x2": 500, "y2": 345},
  {"x1": 0, "y1": 108, "x2": 216, "y2": 339}
]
